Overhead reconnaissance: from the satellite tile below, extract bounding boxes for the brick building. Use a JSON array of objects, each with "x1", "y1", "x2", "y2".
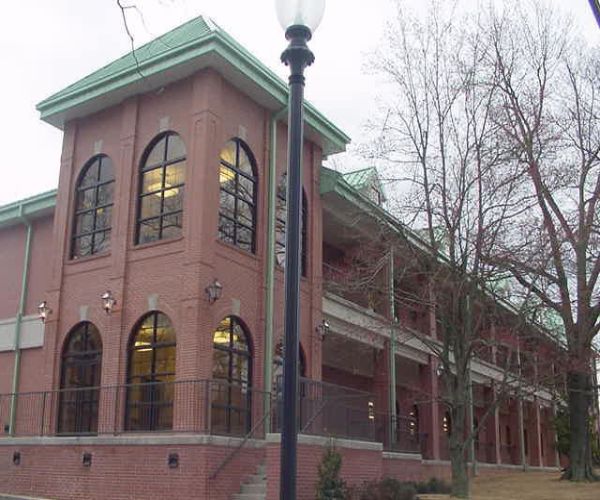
[{"x1": 0, "y1": 17, "x2": 562, "y2": 500}]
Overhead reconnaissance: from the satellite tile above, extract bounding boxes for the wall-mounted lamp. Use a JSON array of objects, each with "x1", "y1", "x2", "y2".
[
  {"x1": 12, "y1": 451, "x2": 21, "y2": 466},
  {"x1": 38, "y1": 301, "x2": 52, "y2": 323},
  {"x1": 101, "y1": 291, "x2": 117, "y2": 314},
  {"x1": 315, "y1": 319, "x2": 330, "y2": 341},
  {"x1": 368, "y1": 401, "x2": 375, "y2": 421},
  {"x1": 435, "y1": 363, "x2": 444, "y2": 377},
  {"x1": 168, "y1": 452, "x2": 179, "y2": 469},
  {"x1": 82, "y1": 452, "x2": 92, "y2": 467},
  {"x1": 205, "y1": 279, "x2": 223, "y2": 304}
]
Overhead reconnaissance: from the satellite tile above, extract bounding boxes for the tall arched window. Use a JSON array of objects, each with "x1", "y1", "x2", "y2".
[
  {"x1": 58, "y1": 322, "x2": 102, "y2": 434},
  {"x1": 218, "y1": 139, "x2": 257, "y2": 253},
  {"x1": 211, "y1": 316, "x2": 252, "y2": 435},
  {"x1": 71, "y1": 155, "x2": 114, "y2": 258},
  {"x1": 275, "y1": 175, "x2": 308, "y2": 276},
  {"x1": 136, "y1": 132, "x2": 186, "y2": 244},
  {"x1": 126, "y1": 312, "x2": 176, "y2": 431}
]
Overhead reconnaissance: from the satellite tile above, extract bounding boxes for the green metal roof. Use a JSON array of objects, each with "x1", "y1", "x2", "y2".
[
  {"x1": 0, "y1": 190, "x2": 57, "y2": 229},
  {"x1": 342, "y1": 167, "x2": 378, "y2": 189},
  {"x1": 37, "y1": 16, "x2": 350, "y2": 157}
]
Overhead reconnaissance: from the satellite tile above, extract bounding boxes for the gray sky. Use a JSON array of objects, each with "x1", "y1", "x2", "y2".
[{"x1": 0, "y1": 0, "x2": 597, "y2": 205}]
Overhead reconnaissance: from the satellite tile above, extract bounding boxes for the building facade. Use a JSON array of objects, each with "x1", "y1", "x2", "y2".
[{"x1": 0, "y1": 17, "x2": 562, "y2": 500}]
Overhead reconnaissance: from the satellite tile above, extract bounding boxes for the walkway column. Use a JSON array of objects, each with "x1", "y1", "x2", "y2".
[
  {"x1": 534, "y1": 398, "x2": 543, "y2": 466},
  {"x1": 518, "y1": 398, "x2": 527, "y2": 470},
  {"x1": 552, "y1": 403, "x2": 561, "y2": 468},
  {"x1": 422, "y1": 356, "x2": 440, "y2": 459},
  {"x1": 387, "y1": 247, "x2": 397, "y2": 446}
]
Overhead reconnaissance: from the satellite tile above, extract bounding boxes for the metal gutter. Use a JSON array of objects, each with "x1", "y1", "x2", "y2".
[
  {"x1": 9, "y1": 207, "x2": 33, "y2": 435},
  {"x1": 263, "y1": 107, "x2": 287, "y2": 432}
]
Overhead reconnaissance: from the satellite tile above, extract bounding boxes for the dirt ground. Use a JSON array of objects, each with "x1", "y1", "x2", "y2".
[{"x1": 419, "y1": 471, "x2": 600, "y2": 500}]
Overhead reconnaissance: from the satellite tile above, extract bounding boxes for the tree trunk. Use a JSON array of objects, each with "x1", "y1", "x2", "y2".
[
  {"x1": 562, "y1": 371, "x2": 598, "y2": 481},
  {"x1": 449, "y1": 403, "x2": 470, "y2": 498}
]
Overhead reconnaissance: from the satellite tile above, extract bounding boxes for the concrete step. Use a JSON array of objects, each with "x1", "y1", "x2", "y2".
[
  {"x1": 232, "y1": 494, "x2": 265, "y2": 500},
  {"x1": 245, "y1": 473, "x2": 266, "y2": 484},
  {"x1": 240, "y1": 482, "x2": 266, "y2": 494}
]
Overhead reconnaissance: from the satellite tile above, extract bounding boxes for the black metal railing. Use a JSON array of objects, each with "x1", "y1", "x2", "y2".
[
  {"x1": 0, "y1": 379, "x2": 269, "y2": 438},
  {"x1": 0, "y1": 377, "x2": 422, "y2": 456}
]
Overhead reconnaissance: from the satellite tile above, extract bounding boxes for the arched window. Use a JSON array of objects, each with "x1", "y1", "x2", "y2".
[
  {"x1": 136, "y1": 132, "x2": 186, "y2": 244},
  {"x1": 218, "y1": 139, "x2": 257, "y2": 253},
  {"x1": 211, "y1": 316, "x2": 252, "y2": 435},
  {"x1": 71, "y1": 155, "x2": 114, "y2": 258},
  {"x1": 58, "y1": 322, "x2": 102, "y2": 434},
  {"x1": 275, "y1": 174, "x2": 308, "y2": 276},
  {"x1": 126, "y1": 312, "x2": 176, "y2": 431}
]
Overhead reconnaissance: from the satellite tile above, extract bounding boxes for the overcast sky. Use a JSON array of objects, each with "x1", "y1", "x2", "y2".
[{"x1": 0, "y1": 0, "x2": 597, "y2": 205}]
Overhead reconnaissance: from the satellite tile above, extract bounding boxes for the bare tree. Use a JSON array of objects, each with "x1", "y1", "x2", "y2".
[
  {"x1": 486, "y1": 0, "x2": 600, "y2": 481},
  {"x1": 363, "y1": 1, "x2": 544, "y2": 496}
]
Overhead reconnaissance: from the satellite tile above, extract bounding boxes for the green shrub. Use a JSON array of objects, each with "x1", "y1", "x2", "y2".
[
  {"x1": 414, "y1": 477, "x2": 451, "y2": 494},
  {"x1": 316, "y1": 446, "x2": 347, "y2": 499}
]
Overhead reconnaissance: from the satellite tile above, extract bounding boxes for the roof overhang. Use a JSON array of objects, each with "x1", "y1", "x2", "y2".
[
  {"x1": 0, "y1": 190, "x2": 57, "y2": 229},
  {"x1": 36, "y1": 22, "x2": 349, "y2": 157}
]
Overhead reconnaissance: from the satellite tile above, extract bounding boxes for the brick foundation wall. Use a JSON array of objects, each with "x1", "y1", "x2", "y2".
[{"x1": 0, "y1": 439, "x2": 264, "y2": 500}]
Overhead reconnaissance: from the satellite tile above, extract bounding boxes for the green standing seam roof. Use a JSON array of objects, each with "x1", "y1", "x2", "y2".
[
  {"x1": 36, "y1": 16, "x2": 350, "y2": 156},
  {"x1": 0, "y1": 189, "x2": 57, "y2": 228},
  {"x1": 342, "y1": 167, "x2": 378, "y2": 189}
]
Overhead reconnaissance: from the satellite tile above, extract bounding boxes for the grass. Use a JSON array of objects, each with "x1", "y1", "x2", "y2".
[{"x1": 418, "y1": 471, "x2": 600, "y2": 500}]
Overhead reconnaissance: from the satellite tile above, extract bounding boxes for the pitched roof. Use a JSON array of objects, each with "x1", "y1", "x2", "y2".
[
  {"x1": 342, "y1": 167, "x2": 378, "y2": 189},
  {"x1": 36, "y1": 16, "x2": 349, "y2": 156},
  {"x1": 0, "y1": 190, "x2": 57, "y2": 228}
]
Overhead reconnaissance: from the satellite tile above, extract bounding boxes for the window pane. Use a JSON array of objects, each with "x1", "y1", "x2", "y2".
[
  {"x1": 140, "y1": 194, "x2": 162, "y2": 220},
  {"x1": 77, "y1": 188, "x2": 96, "y2": 211},
  {"x1": 74, "y1": 235, "x2": 93, "y2": 257},
  {"x1": 97, "y1": 183, "x2": 114, "y2": 206},
  {"x1": 155, "y1": 320, "x2": 176, "y2": 344},
  {"x1": 218, "y1": 216, "x2": 234, "y2": 243},
  {"x1": 79, "y1": 161, "x2": 99, "y2": 188},
  {"x1": 76, "y1": 212, "x2": 95, "y2": 235},
  {"x1": 155, "y1": 346, "x2": 176, "y2": 375},
  {"x1": 95, "y1": 206, "x2": 112, "y2": 230},
  {"x1": 213, "y1": 349, "x2": 229, "y2": 379},
  {"x1": 94, "y1": 230, "x2": 111, "y2": 254},
  {"x1": 238, "y1": 149, "x2": 253, "y2": 176},
  {"x1": 161, "y1": 213, "x2": 183, "y2": 239},
  {"x1": 219, "y1": 165, "x2": 235, "y2": 191},
  {"x1": 142, "y1": 168, "x2": 164, "y2": 194},
  {"x1": 238, "y1": 175, "x2": 254, "y2": 203},
  {"x1": 163, "y1": 187, "x2": 183, "y2": 214},
  {"x1": 166, "y1": 134, "x2": 186, "y2": 161},
  {"x1": 165, "y1": 162, "x2": 185, "y2": 187},
  {"x1": 138, "y1": 219, "x2": 160, "y2": 244},
  {"x1": 237, "y1": 227, "x2": 253, "y2": 252},
  {"x1": 145, "y1": 138, "x2": 166, "y2": 168},
  {"x1": 219, "y1": 141, "x2": 236, "y2": 166},
  {"x1": 130, "y1": 349, "x2": 153, "y2": 377},
  {"x1": 237, "y1": 200, "x2": 253, "y2": 227},
  {"x1": 219, "y1": 191, "x2": 235, "y2": 219},
  {"x1": 98, "y1": 158, "x2": 114, "y2": 183}
]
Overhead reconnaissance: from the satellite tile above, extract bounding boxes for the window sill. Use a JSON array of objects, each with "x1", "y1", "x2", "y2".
[
  {"x1": 65, "y1": 251, "x2": 111, "y2": 266},
  {"x1": 215, "y1": 239, "x2": 259, "y2": 262},
  {"x1": 128, "y1": 236, "x2": 185, "y2": 261}
]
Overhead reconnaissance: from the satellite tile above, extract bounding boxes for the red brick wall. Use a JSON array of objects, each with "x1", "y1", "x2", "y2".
[
  {"x1": 266, "y1": 439, "x2": 383, "y2": 500},
  {"x1": 0, "y1": 443, "x2": 264, "y2": 500}
]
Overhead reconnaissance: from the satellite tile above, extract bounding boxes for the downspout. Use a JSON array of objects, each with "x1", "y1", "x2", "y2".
[
  {"x1": 9, "y1": 206, "x2": 33, "y2": 435},
  {"x1": 388, "y1": 247, "x2": 397, "y2": 445},
  {"x1": 264, "y1": 107, "x2": 287, "y2": 433}
]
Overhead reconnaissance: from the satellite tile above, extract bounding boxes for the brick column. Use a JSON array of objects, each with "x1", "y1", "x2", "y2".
[
  {"x1": 373, "y1": 344, "x2": 391, "y2": 445},
  {"x1": 534, "y1": 398, "x2": 543, "y2": 466},
  {"x1": 421, "y1": 356, "x2": 440, "y2": 459}
]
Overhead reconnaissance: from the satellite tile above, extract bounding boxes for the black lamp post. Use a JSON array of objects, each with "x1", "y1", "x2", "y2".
[{"x1": 276, "y1": 1, "x2": 325, "y2": 499}]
